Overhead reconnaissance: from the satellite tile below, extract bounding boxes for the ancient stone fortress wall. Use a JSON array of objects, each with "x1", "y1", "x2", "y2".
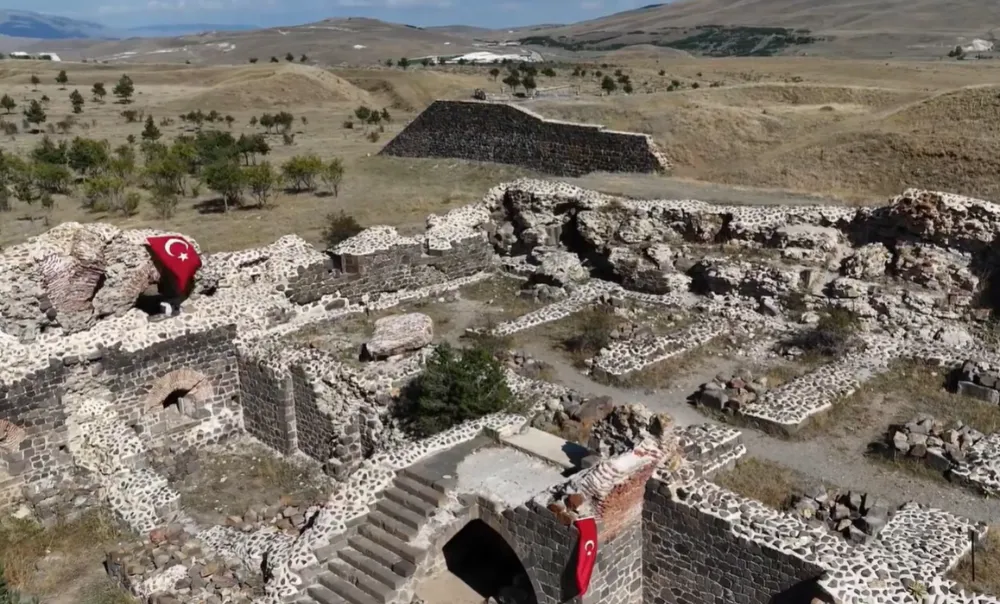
[
  {"x1": 378, "y1": 100, "x2": 672, "y2": 177},
  {"x1": 6, "y1": 178, "x2": 1000, "y2": 604}
]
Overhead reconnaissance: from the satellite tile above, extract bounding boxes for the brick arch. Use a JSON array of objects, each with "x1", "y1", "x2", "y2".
[
  {"x1": 143, "y1": 368, "x2": 213, "y2": 412},
  {"x1": 0, "y1": 419, "x2": 26, "y2": 453}
]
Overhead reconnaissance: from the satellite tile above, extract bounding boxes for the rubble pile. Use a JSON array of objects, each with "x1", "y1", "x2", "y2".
[
  {"x1": 790, "y1": 487, "x2": 891, "y2": 544},
  {"x1": 884, "y1": 414, "x2": 985, "y2": 473},
  {"x1": 691, "y1": 369, "x2": 770, "y2": 415}
]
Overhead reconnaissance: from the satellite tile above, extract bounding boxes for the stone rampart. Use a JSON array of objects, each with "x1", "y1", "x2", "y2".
[
  {"x1": 378, "y1": 100, "x2": 671, "y2": 177},
  {"x1": 642, "y1": 479, "x2": 829, "y2": 604}
]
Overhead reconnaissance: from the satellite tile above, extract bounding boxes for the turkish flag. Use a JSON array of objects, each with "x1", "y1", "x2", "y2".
[
  {"x1": 573, "y1": 517, "x2": 598, "y2": 596},
  {"x1": 146, "y1": 235, "x2": 202, "y2": 291}
]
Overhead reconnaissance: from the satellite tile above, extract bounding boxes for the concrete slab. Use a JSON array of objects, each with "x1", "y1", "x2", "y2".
[
  {"x1": 500, "y1": 427, "x2": 590, "y2": 470},
  {"x1": 455, "y1": 447, "x2": 567, "y2": 508}
]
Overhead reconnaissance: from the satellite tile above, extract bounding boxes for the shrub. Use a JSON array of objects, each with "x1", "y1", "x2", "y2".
[
  {"x1": 91, "y1": 82, "x2": 106, "y2": 102},
  {"x1": 782, "y1": 307, "x2": 861, "y2": 358},
  {"x1": 321, "y1": 210, "x2": 363, "y2": 248},
  {"x1": 22, "y1": 100, "x2": 45, "y2": 128},
  {"x1": 0, "y1": 95, "x2": 15, "y2": 114},
  {"x1": 320, "y1": 158, "x2": 344, "y2": 196},
  {"x1": 281, "y1": 154, "x2": 322, "y2": 191},
  {"x1": 0, "y1": 560, "x2": 38, "y2": 604},
  {"x1": 243, "y1": 162, "x2": 280, "y2": 208},
  {"x1": 396, "y1": 342, "x2": 514, "y2": 437},
  {"x1": 563, "y1": 307, "x2": 619, "y2": 359},
  {"x1": 202, "y1": 160, "x2": 245, "y2": 211},
  {"x1": 67, "y1": 136, "x2": 110, "y2": 175},
  {"x1": 141, "y1": 115, "x2": 161, "y2": 141},
  {"x1": 121, "y1": 109, "x2": 139, "y2": 123}
]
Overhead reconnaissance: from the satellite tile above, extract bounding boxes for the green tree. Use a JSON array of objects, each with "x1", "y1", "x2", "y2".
[
  {"x1": 23, "y1": 100, "x2": 47, "y2": 130},
  {"x1": 82, "y1": 174, "x2": 125, "y2": 211},
  {"x1": 397, "y1": 342, "x2": 513, "y2": 437},
  {"x1": 113, "y1": 74, "x2": 134, "y2": 103},
  {"x1": 522, "y1": 74, "x2": 537, "y2": 96},
  {"x1": 30, "y1": 135, "x2": 67, "y2": 164},
  {"x1": 32, "y1": 161, "x2": 72, "y2": 194},
  {"x1": 398, "y1": 57, "x2": 410, "y2": 69},
  {"x1": 320, "y1": 157, "x2": 344, "y2": 196},
  {"x1": 141, "y1": 115, "x2": 161, "y2": 141},
  {"x1": 600, "y1": 75, "x2": 617, "y2": 95},
  {"x1": 322, "y1": 210, "x2": 363, "y2": 248},
  {"x1": 501, "y1": 73, "x2": 520, "y2": 93},
  {"x1": 29, "y1": 74, "x2": 39, "y2": 89},
  {"x1": 236, "y1": 133, "x2": 269, "y2": 165},
  {"x1": 91, "y1": 82, "x2": 106, "y2": 102},
  {"x1": 202, "y1": 160, "x2": 245, "y2": 211},
  {"x1": 285, "y1": 52, "x2": 294, "y2": 61},
  {"x1": 149, "y1": 185, "x2": 178, "y2": 218},
  {"x1": 0, "y1": 94, "x2": 15, "y2": 114},
  {"x1": 489, "y1": 67, "x2": 500, "y2": 80},
  {"x1": 243, "y1": 161, "x2": 280, "y2": 208},
  {"x1": 69, "y1": 89, "x2": 84, "y2": 113},
  {"x1": 68, "y1": 136, "x2": 110, "y2": 175},
  {"x1": 270, "y1": 56, "x2": 279, "y2": 63},
  {"x1": 280, "y1": 154, "x2": 323, "y2": 191},
  {"x1": 300, "y1": 53, "x2": 308, "y2": 62},
  {"x1": 55, "y1": 69, "x2": 68, "y2": 88}
]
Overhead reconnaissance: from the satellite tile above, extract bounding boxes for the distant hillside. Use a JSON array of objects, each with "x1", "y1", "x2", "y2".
[
  {"x1": 0, "y1": 9, "x2": 119, "y2": 39},
  {"x1": 524, "y1": 0, "x2": 1000, "y2": 57},
  {"x1": 125, "y1": 23, "x2": 262, "y2": 37}
]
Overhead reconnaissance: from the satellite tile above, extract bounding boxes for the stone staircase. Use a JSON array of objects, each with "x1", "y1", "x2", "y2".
[{"x1": 304, "y1": 468, "x2": 449, "y2": 604}]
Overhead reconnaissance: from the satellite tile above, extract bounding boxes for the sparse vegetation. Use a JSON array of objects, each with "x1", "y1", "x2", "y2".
[
  {"x1": 321, "y1": 210, "x2": 363, "y2": 248},
  {"x1": 396, "y1": 341, "x2": 516, "y2": 437}
]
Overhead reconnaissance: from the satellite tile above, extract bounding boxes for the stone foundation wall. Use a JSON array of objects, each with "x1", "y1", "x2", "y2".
[
  {"x1": 105, "y1": 325, "x2": 242, "y2": 451},
  {"x1": 642, "y1": 479, "x2": 826, "y2": 604},
  {"x1": 0, "y1": 326, "x2": 242, "y2": 508},
  {"x1": 238, "y1": 356, "x2": 296, "y2": 455},
  {"x1": 379, "y1": 100, "x2": 671, "y2": 177},
  {"x1": 284, "y1": 236, "x2": 492, "y2": 306}
]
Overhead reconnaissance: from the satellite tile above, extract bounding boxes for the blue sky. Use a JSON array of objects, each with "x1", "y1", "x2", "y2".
[{"x1": 27, "y1": 0, "x2": 656, "y2": 28}]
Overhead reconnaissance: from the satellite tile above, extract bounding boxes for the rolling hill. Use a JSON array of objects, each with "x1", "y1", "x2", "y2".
[{"x1": 0, "y1": 9, "x2": 119, "y2": 39}]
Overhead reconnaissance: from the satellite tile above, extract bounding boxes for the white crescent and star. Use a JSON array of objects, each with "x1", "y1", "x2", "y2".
[
  {"x1": 163, "y1": 237, "x2": 191, "y2": 262},
  {"x1": 583, "y1": 540, "x2": 596, "y2": 555}
]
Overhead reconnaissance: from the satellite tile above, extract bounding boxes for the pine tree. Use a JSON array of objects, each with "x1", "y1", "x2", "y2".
[
  {"x1": 0, "y1": 94, "x2": 15, "y2": 114},
  {"x1": 112, "y1": 74, "x2": 134, "y2": 104},
  {"x1": 141, "y1": 115, "x2": 161, "y2": 141},
  {"x1": 54, "y1": 70, "x2": 68, "y2": 89},
  {"x1": 69, "y1": 89, "x2": 84, "y2": 113},
  {"x1": 23, "y1": 99, "x2": 46, "y2": 128}
]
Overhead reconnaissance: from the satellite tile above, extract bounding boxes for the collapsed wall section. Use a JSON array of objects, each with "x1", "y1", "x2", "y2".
[
  {"x1": 379, "y1": 100, "x2": 671, "y2": 177},
  {"x1": 642, "y1": 478, "x2": 826, "y2": 604}
]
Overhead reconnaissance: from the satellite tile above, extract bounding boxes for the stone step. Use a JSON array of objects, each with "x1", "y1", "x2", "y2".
[
  {"x1": 392, "y1": 474, "x2": 446, "y2": 506},
  {"x1": 366, "y1": 510, "x2": 419, "y2": 540},
  {"x1": 383, "y1": 486, "x2": 439, "y2": 518},
  {"x1": 359, "y1": 524, "x2": 423, "y2": 564},
  {"x1": 375, "y1": 497, "x2": 425, "y2": 530},
  {"x1": 328, "y1": 560, "x2": 393, "y2": 603},
  {"x1": 400, "y1": 466, "x2": 450, "y2": 494},
  {"x1": 348, "y1": 534, "x2": 417, "y2": 578},
  {"x1": 306, "y1": 584, "x2": 346, "y2": 604},
  {"x1": 338, "y1": 547, "x2": 407, "y2": 589},
  {"x1": 318, "y1": 571, "x2": 379, "y2": 604}
]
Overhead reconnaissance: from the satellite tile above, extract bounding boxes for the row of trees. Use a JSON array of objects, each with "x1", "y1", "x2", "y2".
[
  {"x1": 248, "y1": 53, "x2": 309, "y2": 64},
  {"x1": 0, "y1": 129, "x2": 345, "y2": 217},
  {"x1": 23, "y1": 73, "x2": 134, "y2": 103}
]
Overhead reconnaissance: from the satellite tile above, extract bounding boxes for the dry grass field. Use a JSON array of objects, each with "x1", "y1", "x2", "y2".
[{"x1": 1, "y1": 55, "x2": 1000, "y2": 251}]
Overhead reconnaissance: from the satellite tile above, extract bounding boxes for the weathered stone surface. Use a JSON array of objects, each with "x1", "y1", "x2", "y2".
[{"x1": 364, "y1": 313, "x2": 434, "y2": 359}]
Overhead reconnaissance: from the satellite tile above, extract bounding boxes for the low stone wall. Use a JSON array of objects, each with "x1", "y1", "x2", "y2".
[
  {"x1": 379, "y1": 100, "x2": 671, "y2": 177},
  {"x1": 643, "y1": 478, "x2": 826, "y2": 604},
  {"x1": 284, "y1": 229, "x2": 493, "y2": 306},
  {"x1": 956, "y1": 360, "x2": 1000, "y2": 404}
]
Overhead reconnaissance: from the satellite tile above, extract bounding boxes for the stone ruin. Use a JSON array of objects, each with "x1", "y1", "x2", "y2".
[{"x1": 2, "y1": 180, "x2": 1000, "y2": 604}]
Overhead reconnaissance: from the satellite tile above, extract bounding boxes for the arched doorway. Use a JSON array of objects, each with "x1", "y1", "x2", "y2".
[{"x1": 440, "y1": 519, "x2": 538, "y2": 604}]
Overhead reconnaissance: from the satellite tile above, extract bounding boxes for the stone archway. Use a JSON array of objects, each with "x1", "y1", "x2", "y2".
[
  {"x1": 436, "y1": 518, "x2": 539, "y2": 604},
  {"x1": 142, "y1": 368, "x2": 213, "y2": 419}
]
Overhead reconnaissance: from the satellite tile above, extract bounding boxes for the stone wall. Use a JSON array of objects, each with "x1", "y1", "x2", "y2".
[
  {"x1": 284, "y1": 233, "x2": 492, "y2": 306},
  {"x1": 378, "y1": 100, "x2": 671, "y2": 177},
  {"x1": 642, "y1": 478, "x2": 826, "y2": 604},
  {"x1": 104, "y1": 325, "x2": 241, "y2": 451},
  {"x1": 0, "y1": 325, "x2": 242, "y2": 503},
  {"x1": 238, "y1": 356, "x2": 296, "y2": 455}
]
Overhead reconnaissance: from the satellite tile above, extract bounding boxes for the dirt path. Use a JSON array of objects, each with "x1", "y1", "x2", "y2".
[{"x1": 524, "y1": 342, "x2": 1000, "y2": 524}]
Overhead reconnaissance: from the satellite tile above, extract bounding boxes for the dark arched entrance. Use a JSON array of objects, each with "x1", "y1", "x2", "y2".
[{"x1": 442, "y1": 519, "x2": 538, "y2": 604}]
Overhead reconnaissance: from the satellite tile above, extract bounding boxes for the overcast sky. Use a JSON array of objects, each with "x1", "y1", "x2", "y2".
[{"x1": 26, "y1": 0, "x2": 658, "y2": 28}]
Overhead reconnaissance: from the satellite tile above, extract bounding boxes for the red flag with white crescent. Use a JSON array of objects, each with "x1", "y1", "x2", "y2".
[
  {"x1": 146, "y1": 235, "x2": 202, "y2": 291},
  {"x1": 574, "y1": 517, "x2": 598, "y2": 596}
]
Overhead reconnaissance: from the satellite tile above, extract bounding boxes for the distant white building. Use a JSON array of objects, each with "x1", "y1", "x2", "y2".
[
  {"x1": 444, "y1": 51, "x2": 542, "y2": 64},
  {"x1": 961, "y1": 39, "x2": 994, "y2": 53},
  {"x1": 7, "y1": 51, "x2": 61, "y2": 61}
]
